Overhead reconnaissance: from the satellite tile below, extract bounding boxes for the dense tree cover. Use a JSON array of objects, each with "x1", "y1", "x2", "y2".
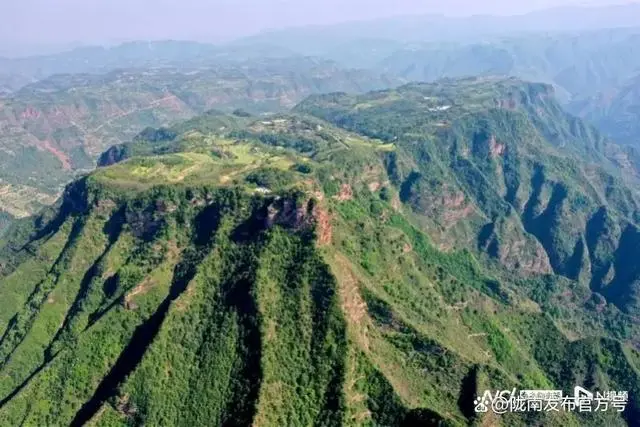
[
  {"x1": 1, "y1": 78, "x2": 640, "y2": 426},
  {"x1": 245, "y1": 168, "x2": 296, "y2": 190},
  {"x1": 297, "y1": 78, "x2": 640, "y2": 316}
]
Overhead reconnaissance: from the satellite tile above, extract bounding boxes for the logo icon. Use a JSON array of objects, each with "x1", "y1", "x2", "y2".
[
  {"x1": 574, "y1": 386, "x2": 593, "y2": 402},
  {"x1": 474, "y1": 396, "x2": 489, "y2": 413}
]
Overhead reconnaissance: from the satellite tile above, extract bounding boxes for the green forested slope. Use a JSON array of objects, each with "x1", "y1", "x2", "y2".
[
  {"x1": 296, "y1": 78, "x2": 640, "y2": 315},
  {"x1": 0, "y1": 80, "x2": 639, "y2": 426}
]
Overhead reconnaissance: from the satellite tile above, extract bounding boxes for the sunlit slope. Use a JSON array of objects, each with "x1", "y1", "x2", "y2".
[
  {"x1": 0, "y1": 86, "x2": 639, "y2": 426},
  {"x1": 297, "y1": 77, "x2": 640, "y2": 316}
]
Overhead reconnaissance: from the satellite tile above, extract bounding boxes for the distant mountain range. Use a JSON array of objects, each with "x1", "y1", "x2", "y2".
[
  {"x1": 569, "y1": 73, "x2": 640, "y2": 147},
  {"x1": 2, "y1": 2, "x2": 640, "y2": 86},
  {"x1": 372, "y1": 28, "x2": 640, "y2": 102},
  {"x1": 235, "y1": 3, "x2": 640, "y2": 54},
  {"x1": 0, "y1": 41, "x2": 296, "y2": 90}
]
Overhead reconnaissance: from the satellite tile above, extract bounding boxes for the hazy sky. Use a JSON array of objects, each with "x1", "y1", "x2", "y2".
[{"x1": 2, "y1": 0, "x2": 638, "y2": 48}]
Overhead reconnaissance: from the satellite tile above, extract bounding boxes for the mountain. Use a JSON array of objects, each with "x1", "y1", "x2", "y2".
[
  {"x1": 7, "y1": 4, "x2": 640, "y2": 91},
  {"x1": 1, "y1": 78, "x2": 639, "y2": 426},
  {"x1": 373, "y1": 27, "x2": 640, "y2": 104},
  {"x1": 0, "y1": 60, "x2": 398, "y2": 219},
  {"x1": 0, "y1": 40, "x2": 295, "y2": 88},
  {"x1": 295, "y1": 77, "x2": 640, "y2": 314},
  {"x1": 0, "y1": 74, "x2": 32, "y2": 96},
  {"x1": 235, "y1": 4, "x2": 640, "y2": 55},
  {"x1": 569, "y1": 74, "x2": 640, "y2": 148}
]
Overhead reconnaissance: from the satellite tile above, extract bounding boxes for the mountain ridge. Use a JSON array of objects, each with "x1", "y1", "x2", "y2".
[
  {"x1": 368, "y1": 28, "x2": 640, "y2": 104},
  {"x1": 234, "y1": 4, "x2": 640, "y2": 55},
  {"x1": 0, "y1": 61, "x2": 399, "y2": 218},
  {"x1": 1, "y1": 76, "x2": 640, "y2": 426},
  {"x1": 1, "y1": 100, "x2": 640, "y2": 424},
  {"x1": 295, "y1": 77, "x2": 640, "y2": 314}
]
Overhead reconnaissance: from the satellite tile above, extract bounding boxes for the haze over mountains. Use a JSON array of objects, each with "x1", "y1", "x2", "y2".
[
  {"x1": 235, "y1": 3, "x2": 640, "y2": 53},
  {"x1": 570, "y1": 74, "x2": 640, "y2": 146},
  {"x1": 3, "y1": 1, "x2": 640, "y2": 55},
  {"x1": 2, "y1": 3, "x2": 640, "y2": 426}
]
